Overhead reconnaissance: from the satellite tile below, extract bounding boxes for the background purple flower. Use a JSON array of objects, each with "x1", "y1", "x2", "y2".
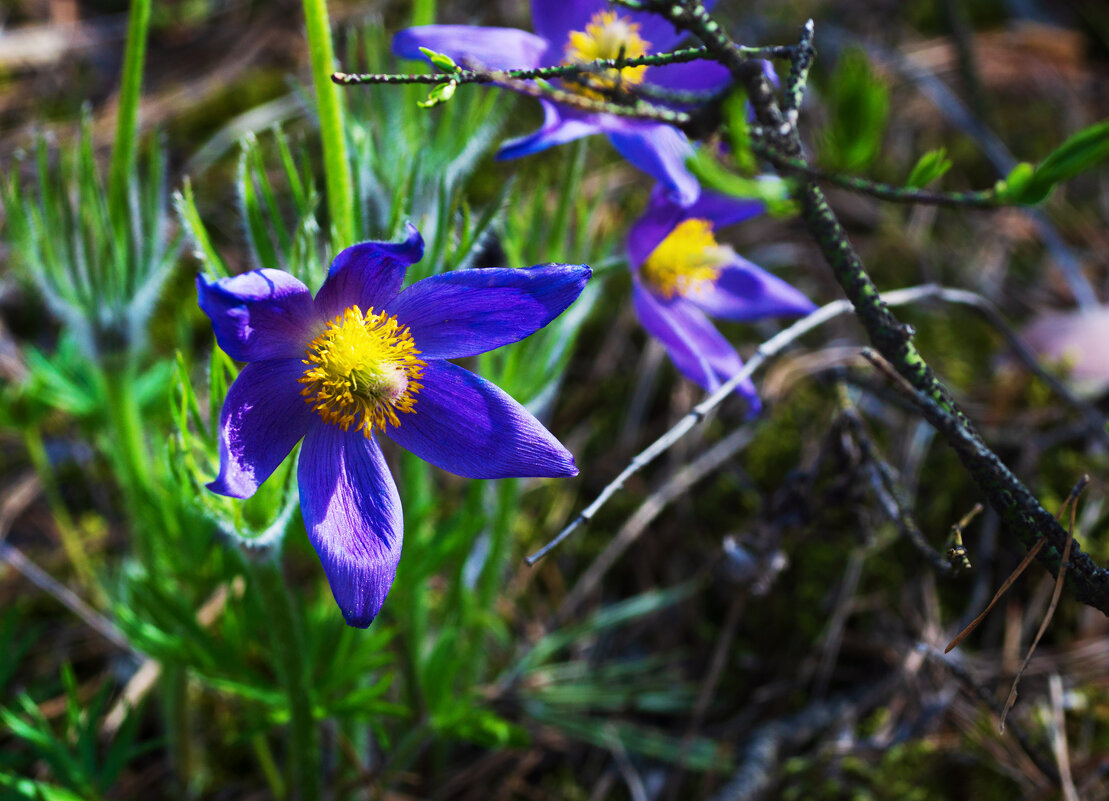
[
  {"x1": 628, "y1": 186, "x2": 816, "y2": 413},
  {"x1": 198, "y1": 223, "x2": 590, "y2": 627},
  {"x1": 393, "y1": 0, "x2": 733, "y2": 206}
]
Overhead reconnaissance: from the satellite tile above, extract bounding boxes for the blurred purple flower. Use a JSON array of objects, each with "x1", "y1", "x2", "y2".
[
  {"x1": 393, "y1": 0, "x2": 734, "y2": 206},
  {"x1": 198, "y1": 224, "x2": 589, "y2": 627},
  {"x1": 628, "y1": 187, "x2": 815, "y2": 412}
]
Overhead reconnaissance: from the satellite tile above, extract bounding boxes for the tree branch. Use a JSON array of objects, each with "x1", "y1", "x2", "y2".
[{"x1": 650, "y1": 0, "x2": 1109, "y2": 613}]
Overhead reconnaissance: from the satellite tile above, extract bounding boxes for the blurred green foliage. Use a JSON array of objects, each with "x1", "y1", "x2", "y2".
[{"x1": 819, "y1": 48, "x2": 891, "y2": 173}]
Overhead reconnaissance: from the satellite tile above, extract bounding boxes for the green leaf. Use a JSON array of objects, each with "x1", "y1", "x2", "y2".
[
  {"x1": 175, "y1": 179, "x2": 229, "y2": 277},
  {"x1": 723, "y1": 90, "x2": 756, "y2": 175},
  {"x1": 687, "y1": 150, "x2": 796, "y2": 217},
  {"x1": 518, "y1": 583, "x2": 698, "y2": 674},
  {"x1": 998, "y1": 119, "x2": 1109, "y2": 203},
  {"x1": 993, "y1": 161, "x2": 1036, "y2": 204},
  {"x1": 417, "y1": 80, "x2": 457, "y2": 109},
  {"x1": 418, "y1": 47, "x2": 459, "y2": 73},
  {"x1": 905, "y1": 148, "x2": 953, "y2": 188},
  {"x1": 237, "y1": 137, "x2": 282, "y2": 272},
  {"x1": 529, "y1": 709, "x2": 730, "y2": 772},
  {"x1": 821, "y1": 48, "x2": 890, "y2": 171},
  {"x1": 0, "y1": 773, "x2": 90, "y2": 801}
]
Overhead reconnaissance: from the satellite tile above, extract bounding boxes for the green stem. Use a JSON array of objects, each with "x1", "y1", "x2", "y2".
[
  {"x1": 302, "y1": 0, "x2": 354, "y2": 250},
  {"x1": 251, "y1": 734, "x2": 288, "y2": 800},
  {"x1": 102, "y1": 362, "x2": 151, "y2": 494},
  {"x1": 410, "y1": 0, "x2": 436, "y2": 26},
  {"x1": 99, "y1": 360, "x2": 167, "y2": 569},
  {"x1": 162, "y1": 663, "x2": 193, "y2": 796},
  {"x1": 476, "y1": 479, "x2": 517, "y2": 612},
  {"x1": 107, "y1": 0, "x2": 152, "y2": 231},
  {"x1": 248, "y1": 553, "x2": 321, "y2": 801}
]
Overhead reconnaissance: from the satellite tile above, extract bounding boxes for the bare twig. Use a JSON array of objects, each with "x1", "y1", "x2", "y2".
[
  {"x1": 651, "y1": 3, "x2": 1109, "y2": 614},
  {"x1": 528, "y1": 285, "x2": 952, "y2": 564},
  {"x1": 0, "y1": 539, "x2": 131, "y2": 652},
  {"x1": 0, "y1": 471, "x2": 130, "y2": 652},
  {"x1": 557, "y1": 425, "x2": 754, "y2": 619},
  {"x1": 1000, "y1": 476, "x2": 1088, "y2": 730},
  {"x1": 706, "y1": 673, "x2": 894, "y2": 801},
  {"x1": 662, "y1": 590, "x2": 749, "y2": 801},
  {"x1": 921, "y1": 289, "x2": 1109, "y2": 449},
  {"x1": 916, "y1": 644, "x2": 1059, "y2": 783},
  {"x1": 1048, "y1": 673, "x2": 1081, "y2": 801},
  {"x1": 838, "y1": 386, "x2": 954, "y2": 574},
  {"x1": 814, "y1": 548, "x2": 865, "y2": 697},
  {"x1": 751, "y1": 138, "x2": 999, "y2": 208},
  {"x1": 335, "y1": 46, "x2": 711, "y2": 85},
  {"x1": 947, "y1": 477, "x2": 1087, "y2": 655},
  {"x1": 783, "y1": 19, "x2": 815, "y2": 119},
  {"x1": 101, "y1": 577, "x2": 245, "y2": 735}
]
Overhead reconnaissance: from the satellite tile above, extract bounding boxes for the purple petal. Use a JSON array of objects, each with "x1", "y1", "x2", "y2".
[
  {"x1": 531, "y1": 0, "x2": 717, "y2": 57},
  {"x1": 208, "y1": 359, "x2": 314, "y2": 499},
  {"x1": 762, "y1": 59, "x2": 780, "y2": 88},
  {"x1": 685, "y1": 190, "x2": 767, "y2": 229},
  {"x1": 531, "y1": 0, "x2": 607, "y2": 48},
  {"x1": 632, "y1": 279, "x2": 760, "y2": 411},
  {"x1": 605, "y1": 123, "x2": 700, "y2": 207},
  {"x1": 299, "y1": 423, "x2": 403, "y2": 628},
  {"x1": 385, "y1": 360, "x2": 576, "y2": 479},
  {"x1": 627, "y1": 189, "x2": 686, "y2": 270},
  {"x1": 196, "y1": 270, "x2": 316, "y2": 362},
  {"x1": 644, "y1": 59, "x2": 732, "y2": 93},
  {"x1": 627, "y1": 185, "x2": 765, "y2": 269},
  {"x1": 686, "y1": 258, "x2": 816, "y2": 321},
  {"x1": 496, "y1": 100, "x2": 604, "y2": 160},
  {"x1": 314, "y1": 223, "x2": 423, "y2": 321},
  {"x1": 385, "y1": 264, "x2": 591, "y2": 359},
  {"x1": 393, "y1": 25, "x2": 550, "y2": 70}
]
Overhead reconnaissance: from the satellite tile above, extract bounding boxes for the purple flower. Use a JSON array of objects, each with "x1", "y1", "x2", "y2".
[
  {"x1": 628, "y1": 186, "x2": 816, "y2": 412},
  {"x1": 198, "y1": 223, "x2": 590, "y2": 627},
  {"x1": 393, "y1": 1, "x2": 733, "y2": 206}
]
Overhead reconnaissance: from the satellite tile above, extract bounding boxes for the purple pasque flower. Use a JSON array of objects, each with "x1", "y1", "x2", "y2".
[
  {"x1": 198, "y1": 223, "x2": 590, "y2": 628},
  {"x1": 393, "y1": 1, "x2": 733, "y2": 206},
  {"x1": 628, "y1": 186, "x2": 816, "y2": 413}
]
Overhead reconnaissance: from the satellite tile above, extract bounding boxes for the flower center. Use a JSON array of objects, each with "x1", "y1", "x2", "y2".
[
  {"x1": 563, "y1": 11, "x2": 650, "y2": 99},
  {"x1": 299, "y1": 306, "x2": 426, "y2": 437},
  {"x1": 641, "y1": 218, "x2": 734, "y2": 299}
]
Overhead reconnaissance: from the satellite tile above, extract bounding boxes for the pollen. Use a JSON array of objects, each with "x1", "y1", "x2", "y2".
[
  {"x1": 563, "y1": 11, "x2": 650, "y2": 99},
  {"x1": 299, "y1": 306, "x2": 426, "y2": 437},
  {"x1": 641, "y1": 218, "x2": 734, "y2": 300}
]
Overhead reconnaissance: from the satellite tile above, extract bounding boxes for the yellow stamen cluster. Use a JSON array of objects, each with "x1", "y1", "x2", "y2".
[
  {"x1": 299, "y1": 306, "x2": 426, "y2": 437},
  {"x1": 641, "y1": 218, "x2": 733, "y2": 299},
  {"x1": 563, "y1": 11, "x2": 650, "y2": 99}
]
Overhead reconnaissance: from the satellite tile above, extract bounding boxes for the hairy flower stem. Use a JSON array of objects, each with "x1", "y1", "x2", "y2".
[
  {"x1": 303, "y1": 0, "x2": 354, "y2": 250},
  {"x1": 248, "y1": 554, "x2": 321, "y2": 801},
  {"x1": 103, "y1": 365, "x2": 151, "y2": 491},
  {"x1": 659, "y1": 0, "x2": 1109, "y2": 612}
]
